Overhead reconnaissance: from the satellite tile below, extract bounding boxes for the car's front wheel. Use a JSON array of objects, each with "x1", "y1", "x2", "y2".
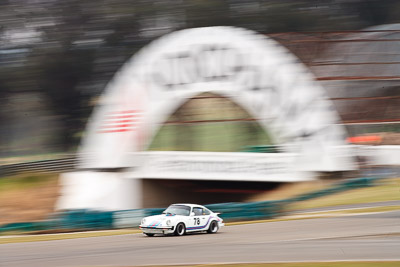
[
  {"x1": 174, "y1": 223, "x2": 186, "y2": 236},
  {"x1": 145, "y1": 233, "x2": 154, "y2": 237},
  {"x1": 207, "y1": 221, "x2": 219, "y2": 234}
]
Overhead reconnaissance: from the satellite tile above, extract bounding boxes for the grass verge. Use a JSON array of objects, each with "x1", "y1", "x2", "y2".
[
  {"x1": 0, "y1": 172, "x2": 56, "y2": 192},
  {"x1": 132, "y1": 262, "x2": 400, "y2": 267},
  {"x1": 289, "y1": 205, "x2": 400, "y2": 218},
  {"x1": 287, "y1": 178, "x2": 400, "y2": 211},
  {"x1": 317, "y1": 205, "x2": 400, "y2": 214},
  {"x1": 0, "y1": 229, "x2": 141, "y2": 244},
  {"x1": 0, "y1": 172, "x2": 59, "y2": 226}
]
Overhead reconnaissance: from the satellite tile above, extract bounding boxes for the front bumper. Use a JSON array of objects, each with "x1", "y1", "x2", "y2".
[{"x1": 139, "y1": 225, "x2": 174, "y2": 235}]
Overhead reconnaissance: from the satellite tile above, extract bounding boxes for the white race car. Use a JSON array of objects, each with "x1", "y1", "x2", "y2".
[{"x1": 139, "y1": 203, "x2": 224, "y2": 236}]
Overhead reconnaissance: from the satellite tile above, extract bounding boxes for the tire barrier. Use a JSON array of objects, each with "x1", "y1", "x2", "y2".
[{"x1": 0, "y1": 177, "x2": 381, "y2": 234}]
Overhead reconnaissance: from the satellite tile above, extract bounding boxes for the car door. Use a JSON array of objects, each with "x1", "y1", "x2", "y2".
[{"x1": 188, "y1": 207, "x2": 210, "y2": 231}]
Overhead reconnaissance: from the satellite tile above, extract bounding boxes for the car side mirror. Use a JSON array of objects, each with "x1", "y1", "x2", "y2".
[{"x1": 190, "y1": 212, "x2": 195, "y2": 216}]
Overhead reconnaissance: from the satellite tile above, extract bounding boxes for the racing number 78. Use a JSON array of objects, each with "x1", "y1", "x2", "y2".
[{"x1": 194, "y1": 218, "x2": 200, "y2": 225}]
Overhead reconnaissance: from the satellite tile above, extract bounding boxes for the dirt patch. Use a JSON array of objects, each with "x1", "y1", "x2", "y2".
[
  {"x1": 380, "y1": 132, "x2": 400, "y2": 145},
  {"x1": 246, "y1": 180, "x2": 333, "y2": 202},
  {"x1": 0, "y1": 174, "x2": 60, "y2": 225}
]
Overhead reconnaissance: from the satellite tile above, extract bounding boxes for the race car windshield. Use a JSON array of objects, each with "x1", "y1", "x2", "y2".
[{"x1": 163, "y1": 205, "x2": 191, "y2": 216}]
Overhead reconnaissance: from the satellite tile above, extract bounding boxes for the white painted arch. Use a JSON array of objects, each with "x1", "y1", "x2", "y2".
[
  {"x1": 79, "y1": 26, "x2": 356, "y2": 173},
  {"x1": 58, "y1": 27, "x2": 358, "y2": 211}
]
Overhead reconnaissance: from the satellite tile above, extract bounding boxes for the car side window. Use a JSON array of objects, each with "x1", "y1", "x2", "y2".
[
  {"x1": 203, "y1": 208, "x2": 211, "y2": 215},
  {"x1": 193, "y1": 207, "x2": 202, "y2": 216}
]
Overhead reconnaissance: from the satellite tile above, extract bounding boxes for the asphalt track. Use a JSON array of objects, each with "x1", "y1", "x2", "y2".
[{"x1": 1, "y1": 210, "x2": 400, "y2": 267}]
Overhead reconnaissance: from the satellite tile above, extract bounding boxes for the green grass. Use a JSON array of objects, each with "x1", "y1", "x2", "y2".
[
  {"x1": 148, "y1": 93, "x2": 274, "y2": 152},
  {"x1": 134, "y1": 262, "x2": 400, "y2": 267},
  {"x1": 148, "y1": 122, "x2": 272, "y2": 152},
  {"x1": 0, "y1": 173, "x2": 57, "y2": 192},
  {"x1": 288, "y1": 178, "x2": 400, "y2": 211}
]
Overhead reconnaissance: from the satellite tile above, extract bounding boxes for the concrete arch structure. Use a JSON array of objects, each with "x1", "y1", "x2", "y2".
[{"x1": 58, "y1": 27, "x2": 356, "y2": 211}]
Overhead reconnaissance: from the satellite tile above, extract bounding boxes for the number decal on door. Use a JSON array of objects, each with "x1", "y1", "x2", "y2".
[{"x1": 193, "y1": 218, "x2": 200, "y2": 225}]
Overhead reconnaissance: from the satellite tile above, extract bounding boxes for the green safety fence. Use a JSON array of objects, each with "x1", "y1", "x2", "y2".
[
  {"x1": 206, "y1": 200, "x2": 285, "y2": 221},
  {"x1": 241, "y1": 145, "x2": 279, "y2": 153},
  {"x1": 55, "y1": 210, "x2": 114, "y2": 230},
  {"x1": 0, "y1": 210, "x2": 114, "y2": 234},
  {"x1": 0, "y1": 177, "x2": 381, "y2": 234},
  {"x1": 146, "y1": 208, "x2": 165, "y2": 216},
  {"x1": 0, "y1": 221, "x2": 58, "y2": 233}
]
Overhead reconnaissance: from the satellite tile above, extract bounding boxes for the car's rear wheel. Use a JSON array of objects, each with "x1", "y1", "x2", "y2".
[
  {"x1": 207, "y1": 221, "x2": 218, "y2": 234},
  {"x1": 174, "y1": 223, "x2": 186, "y2": 236},
  {"x1": 145, "y1": 233, "x2": 154, "y2": 237}
]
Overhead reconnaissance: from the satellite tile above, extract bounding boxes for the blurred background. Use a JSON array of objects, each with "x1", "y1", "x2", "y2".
[
  {"x1": 1, "y1": 0, "x2": 400, "y2": 225},
  {"x1": 1, "y1": 0, "x2": 400, "y2": 163}
]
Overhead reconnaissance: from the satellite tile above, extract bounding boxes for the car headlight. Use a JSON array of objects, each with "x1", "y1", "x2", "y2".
[
  {"x1": 166, "y1": 220, "x2": 171, "y2": 226},
  {"x1": 141, "y1": 218, "x2": 146, "y2": 225}
]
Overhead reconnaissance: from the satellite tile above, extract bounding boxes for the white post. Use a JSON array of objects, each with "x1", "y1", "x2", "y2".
[{"x1": 56, "y1": 171, "x2": 142, "y2": 211}]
